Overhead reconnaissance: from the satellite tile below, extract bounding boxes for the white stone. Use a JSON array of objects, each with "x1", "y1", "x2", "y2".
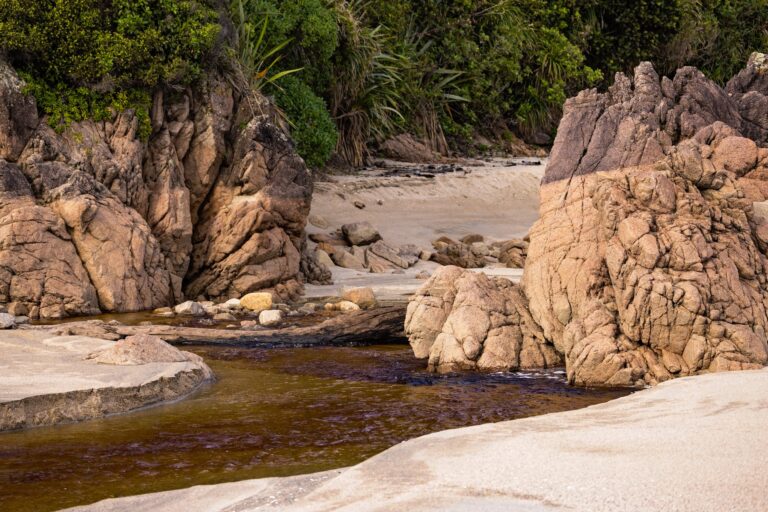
[
  {"x1": 338, "y1": 301, "x2": 361, "y2": 312},
  {"x1": 174, "y1": 301, "x2": 205, "y2": 316},
  {"x1": 0, "y1": 313, "x2": 16, "y2": 329},
  {"x1": 258, "y1": 309, "x2": 283, "y2": 327}
]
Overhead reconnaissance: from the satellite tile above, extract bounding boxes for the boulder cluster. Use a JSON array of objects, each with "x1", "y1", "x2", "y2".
[
  {"x1": 408, "y1": 53, "x2": 768, "y2": 386},
  {"x1": 430, "y1": 234, "x2": 528, "y2": 268},
  {"x1": 0, "y1": 62, "x2": 312, "y2": 320},
  {"x1": 310, "y1": 221, "x2": 422, "y2": 273}
]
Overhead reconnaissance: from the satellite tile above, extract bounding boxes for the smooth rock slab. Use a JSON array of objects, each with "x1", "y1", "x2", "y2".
[
  {"x1": 65, "y1": 368, "x2": 768, "y2": 512},
  {"x1": 0, "y1": 330, "x2": 213, "y2": 431}
]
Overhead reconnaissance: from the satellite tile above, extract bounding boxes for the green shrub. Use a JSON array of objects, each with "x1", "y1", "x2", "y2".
[
  {"x1": 275, "y1": 76, "x2": 338, "y2": 168},
  {"x1": 0, "y1": 0, "x2": 220, "y2": 136}
]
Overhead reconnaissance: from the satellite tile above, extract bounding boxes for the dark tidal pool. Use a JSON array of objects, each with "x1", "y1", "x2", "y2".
[{"x1": 0, "y1": 344, "x2": 630, "y2": 511}]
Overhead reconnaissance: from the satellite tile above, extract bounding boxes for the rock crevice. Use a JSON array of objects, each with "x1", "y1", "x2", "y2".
[
  {"x1": 0, "y1": 62, "x2": 312, "y2": 319},
  {"x1": 409, "y1": 54, "x2": 768, "y2": 386}
]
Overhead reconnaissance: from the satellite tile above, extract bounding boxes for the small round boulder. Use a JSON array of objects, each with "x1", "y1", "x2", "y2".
[{"x1": 240, "y1": 293, "x2": 273, "y2": 313}]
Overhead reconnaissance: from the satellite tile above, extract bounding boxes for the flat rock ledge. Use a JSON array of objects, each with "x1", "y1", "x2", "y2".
[
  {"x1": 0, "y1": 331, "x2": 213, "y2": 431},
  {"x1": 66, "y1": 368, "x2": 768, "y2": 512}
]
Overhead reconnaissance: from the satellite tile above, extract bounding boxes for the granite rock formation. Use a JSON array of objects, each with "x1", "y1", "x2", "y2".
[
  {"x1": 406, "y1": 266, "x2": 561, "y2": 373},
  {"x1": 0, "y1": 61, "x2": 312, "y2": 319},
  {"x1": 410, "y1": 53, "x2": 768, "y2": 386}
]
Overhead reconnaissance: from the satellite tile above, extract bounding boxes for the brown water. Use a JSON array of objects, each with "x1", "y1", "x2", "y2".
[{"x1": 0, "y1": 344, "x2": 630, "y2": 511}]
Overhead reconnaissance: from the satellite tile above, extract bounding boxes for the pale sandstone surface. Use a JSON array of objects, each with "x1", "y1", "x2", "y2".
[
  {"x1": 0, "y1": 330, "x2": 212, "y2": 431},
  {"x1": 0, "y1": 61, "x2": 311, "y2": 319},
  {"x1": 65, "y1": 368, "x2": 768, "y2": 512}
]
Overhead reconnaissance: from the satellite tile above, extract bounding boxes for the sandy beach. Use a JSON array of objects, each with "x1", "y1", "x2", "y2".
[{"x1": 305, "y1": 158, "x2": 543, "y2": 298}]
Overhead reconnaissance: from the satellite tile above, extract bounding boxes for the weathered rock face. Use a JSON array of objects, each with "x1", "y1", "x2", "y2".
[
  {"x1": 0, "y1": 61, "x2": 312, "y2": 318},
  {"x1": 405, "y1": 55, "x2": 768, "y2": 385},
  {"x1": 523, "y1": 54, "x2": 768, "y2": 386},
  {"x1": 406, "y1": 266, "x2": 561, "y2": 373}
]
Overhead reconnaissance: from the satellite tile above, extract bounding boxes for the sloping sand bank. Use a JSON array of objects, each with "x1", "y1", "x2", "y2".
[{"x1": 67, "y1": 367, "x2": 768, "y2": 512}]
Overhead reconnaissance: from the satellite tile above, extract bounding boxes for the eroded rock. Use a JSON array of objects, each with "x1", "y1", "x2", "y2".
[
  {"x1": 524, "y1": 59, "x2": 768, "y2": 386},
  {"x1": 406, "y1": 266, "x2": 561, "y2": 373},
  {"x1": 0, "y1": 61, "x2": 312, "y2": 318}
]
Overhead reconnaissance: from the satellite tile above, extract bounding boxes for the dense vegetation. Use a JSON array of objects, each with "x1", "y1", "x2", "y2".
[
  {"x1": 1, "y1": 0, "x2": 766, "y2": 166},
  {"x1": 0, "y1": 0, "x2": 221, "y2": 138}
]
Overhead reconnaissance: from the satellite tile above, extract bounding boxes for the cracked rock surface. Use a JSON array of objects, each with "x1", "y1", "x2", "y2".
[
  {"x1": 405, "y1": 266, "x2": 561, "y2": 373},
  {"x1": 409, "y1": 54, "x2": 768, "y2": 386},
  {"x1": 0, "y1": 61, "x2": 312, "y2": 319}
]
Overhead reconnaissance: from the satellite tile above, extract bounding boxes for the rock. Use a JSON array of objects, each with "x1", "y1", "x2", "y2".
[
  {"x1": 341, "y1": 287, "x2": 377, "y2": 309},
  {"x1": 300, "y1": 242, "x2": 333, "y2": 285},
  {"x1": 48, "y1": 320, "x2": 121, "y2": 341},
  {"x1": 0, "y1": 313, "x2": 16, "y2": 329},
  {"x1": 222, "y1": 298, "x2": 242, "y2": 309},
  {"x1": 153, "y1": 307, "x2": 174, "y2": 316},
  {"x1": 726, "y1": 52, "x2": 768, "y2": 144},
  {"x1": 430, "y1": 238, "x2": 486, "y2": 268},
  {"x1": 341, "y1": 222, "x2": 382, "y2": 246},
  {"x1": 298, "y1": 302, "x2": 318, "y2": 315},
  {"x1": 353, "y1": 201, "x2": 366, "y2": 210},
  {"x1": 0, "y1": 60, "x2": 312, "y2": 318},
  {"x1": 364, "y1": 249, "x2": 398, "y2": 273},
  {"x1": 405, "y1": 266, "x2": 561, "y2": 372},
  {"x1": 497, "y1": 239, "x2": 528, "y2": 268},
  {"x1": 309, "y1": 232, "x2": 348, "y2": 246},
  {"x1": 240, "y1": 292, "x2": 273, "y2": 313},
  {"x1": 213, "y1": 312, "x2": 237, "y2": 321},
  {"x1": 338, "y1": 301, "x2": 361, "y2": 312},
  {"x1": 368, "y1": 240, "x2": 418, "y2": 269},
  {"x1": 258, "y1": 309, "x2": 283, "y2": 326},
  {"x1": 240, "y1": 320, "x2": 259, "y2": 329},
  {"x1": 174, "y1": 301, "x2": 205, "y2": 316},
  {"x1": 331, "y1": 248, "x2": 368, "y2": 271},
  {"x1": 461, "y1": 234, "x2": 484, "y2": 245},
  {"x1": 13, "y1": 315, "x2": 28, "y2": 325},
  {"x1": 87, "y1": 334, "x2": 189, "y2": 365},
  {"x1": 378, "y1": 133, "x2": 444, "y2": 163},
  {"x1": 308, "y1": 214, "x2": 330, "y2": 229},
  {"x1": 523, "y1": 59, "x2": 768, "y2": 387},
  {"x1": 315, "y1": 249, "x2": 335, "y2": 269},
  {"x1": 419, "y1": 250, "x2": 433, "y2": 261},
  {"x1": 0, "y1": 62, "x2": 38, "y2": 161},
  {"x1": 415, "y1": 271, "x2": 431, "y2": 280}
]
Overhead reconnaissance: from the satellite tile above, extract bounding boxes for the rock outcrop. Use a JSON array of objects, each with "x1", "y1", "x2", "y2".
[
  {"x1": 409, "y1": 54, "x2": 768, "y2": 386},
  {"x1": 0, "y1": 61, "x2": 312, "y2": 318},
  {"x1": 406, "y1": 266, "x2": 561, "y2": 373},
  {"x1": 523, "y1": 53, "x2": 768, "y2": 386}
]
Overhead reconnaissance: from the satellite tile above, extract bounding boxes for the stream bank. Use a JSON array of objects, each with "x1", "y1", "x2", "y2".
[{"x1": 0, "y1": 344, "x2": 628, "y2": 512}]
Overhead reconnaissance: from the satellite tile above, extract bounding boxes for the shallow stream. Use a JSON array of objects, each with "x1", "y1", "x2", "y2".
[{"x1": 0, "y1": 344, "x2": 630, "y2": 511}]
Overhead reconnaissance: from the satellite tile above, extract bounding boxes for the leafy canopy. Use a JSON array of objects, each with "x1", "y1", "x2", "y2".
[{"x1": 0, "y1": 0, "x2": 221, "y2": 136}]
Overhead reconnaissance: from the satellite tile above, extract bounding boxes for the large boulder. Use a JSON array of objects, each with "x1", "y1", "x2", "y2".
[
  {"x1": 405, "y1": 266, "x2": 561, "y2": 373},
  {"x1": 0, "y1": 62, "x2": 313, "y2": 318},
  {"x1": 523, "y1": 58, "x2": 768, "y2": 386},
  {"x1": 406, "y1": 57, "x2": 768, "y2": 387}
]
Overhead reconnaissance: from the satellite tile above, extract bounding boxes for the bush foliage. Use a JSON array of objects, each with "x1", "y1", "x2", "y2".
[
  {"x1": 2, "y1": 0, "x2": 766, "y2": 166},
  {"x1": 0, "y1": 0, "x2": 220, "y2": 136}
]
